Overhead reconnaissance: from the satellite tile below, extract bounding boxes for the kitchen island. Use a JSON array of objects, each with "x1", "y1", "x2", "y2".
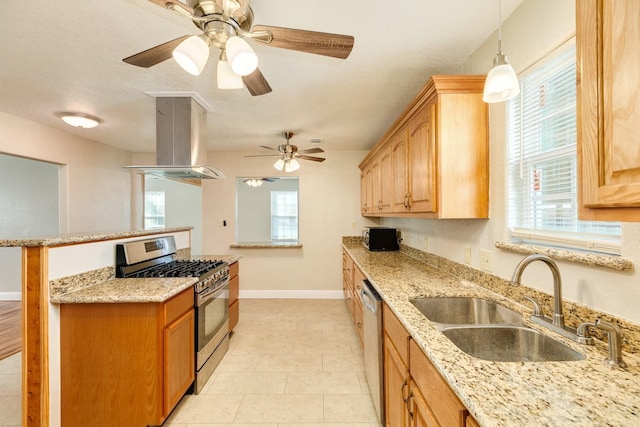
[
  {"x1": 0, "y1": 227, "x2": 194, "y2": 427},
  {"x1": 342, "y1": 241, "x2": 640, "y2": 426}
]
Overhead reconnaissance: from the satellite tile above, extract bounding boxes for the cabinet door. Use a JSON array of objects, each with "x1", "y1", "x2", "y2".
[
  {"x1": 577, "y1": 0, "x2": 640, "y2": 220},
  {"x1": 384, "y1": 334, "x2": 410, "y2": 427},
  {"x1": 408, "y1": 105, "x2": 437, "y2": 213},
  {"x1": 409, "y1": 380, "x2": 440, "y2": 427},
  {"x1": 361, "y1": 167, "x2": 373, "y2": 215},
  {"x1": 164, "y1": 309, "x2": 195, "y2": 416},
  {"x1": 371, "y1": 158, "x2": 382, "y2": 213},
  {"x1": 391, "y1": 129, "x2": 410, "y2": 212},
  {"x1": 229, "y1": 274, "x2": 240, "y2": 332},
  {"x1": 380, "y1": 147, "x2": 393, "y2": 213}
]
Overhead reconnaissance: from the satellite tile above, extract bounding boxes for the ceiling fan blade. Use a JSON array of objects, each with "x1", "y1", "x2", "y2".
[
  {"x1": 251, "y1": 25, "x2": 354, "y2": 59},
  {"x1": 242, "y1": 68, "x2": 272, "y2": 96},
  {"x1": 297, "y1": 155, "x2": 326, "y2": 162},
  {"x1": 297, "y1": 147, "x2": 324, "y2": 154},
  {"x1": 122, "y1": 35, "x2": 190, "y2": 67},
  {"x1": 259, "y1": 145, "x2": 279, "y2": 151}
]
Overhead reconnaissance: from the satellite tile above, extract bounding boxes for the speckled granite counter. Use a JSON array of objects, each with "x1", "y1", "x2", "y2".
[
  {"x1": 342, "y1": 242, "x2": 640, "y2": 427},
  {"x1": 51, "y1": 277, "x2": 197, "y2": 303},
  {"x1": 0, "y1": 226, "x2": 193, "y2": 247}
]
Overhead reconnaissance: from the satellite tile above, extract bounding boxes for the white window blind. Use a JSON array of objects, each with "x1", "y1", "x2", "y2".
[
  {"x1": 507, "y1": 45, "x2": 621, "y2": 255},
  {"x1": 271, "y1": 190, "x2": 298, "y2": 242}
]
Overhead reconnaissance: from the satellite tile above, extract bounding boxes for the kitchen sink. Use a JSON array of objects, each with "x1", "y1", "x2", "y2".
[
  {"x1": 410, "y1": 297, "x2": 522, "y2": 328},
  {"x1": 441, "y1": 326, "x2": 586, "y2": 362}
]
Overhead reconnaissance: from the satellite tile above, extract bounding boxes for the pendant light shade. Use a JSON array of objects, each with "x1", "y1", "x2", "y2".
[
  {"x1": 173, "y1": 35, "x2": 210, "y2": 76},
  {"x1": 225, "y1": 36, "x2": 258, "y2": 76},
  {"x1": 217, "y1": 52, "x2": 244, "y2": 89},
  {"x1": 483, "y1": 54, "x2": 520, "y2": 103},
  {"x1": 483, "y1": 0, "x2": 520, "y2": 103},
  {"x1": 273, "y1": 158, "x2": 285, "y2": 171},
  {"x1": 284, "y1": 158, "x2": 300, "y2": 173}
]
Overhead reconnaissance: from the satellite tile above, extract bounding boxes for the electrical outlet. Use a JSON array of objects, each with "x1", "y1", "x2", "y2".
[
  {"x1": 424, "y1": 236, "x2": 430, "y2": 250},
  {"x1": 479, "y1": 250, "x2": 492, "y2": 272},
  {"x1": 351, "y1": 222, "x2": 357, "y2": 229},
  {"x1": 464, "y1": 246, "x2": 472, "y2": 264}
]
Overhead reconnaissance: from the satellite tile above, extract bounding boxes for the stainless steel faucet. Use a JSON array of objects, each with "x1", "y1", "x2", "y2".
[
  {"x1": 594, "y1": 319, "x2": 627, "y2": 368},
  {"x1": 511, "y1": 254, "x2": 579, "y2": 342}
]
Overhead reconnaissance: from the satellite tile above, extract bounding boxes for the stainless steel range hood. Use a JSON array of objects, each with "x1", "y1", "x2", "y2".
[{"x1": 125, "y1": 97, "x2": 226, "y2": 182}]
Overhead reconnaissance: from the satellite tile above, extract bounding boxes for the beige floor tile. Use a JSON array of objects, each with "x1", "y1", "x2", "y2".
[
  {"x1": 269, "y1": 327, "x2": 322, "y2": 341},
  {"x1": 255, "y1": 354, "x2": 323, "y2": 372},
  {"x1": 322, "y1": 354, "x2": 365, "y2": 372},
  {"x1": 323, "y1": 394, "x2": 380, "y2": 423},
  {"x1": 214, "y1": 353, "x2": 260, "y2": 373},
  {"x1": 277, "y1": 424, "x2": 374, "y2": 427},
  {"x1": 0, "y1": 353, "x2": 20, "y2": 375},
  {"x1": 205, "y1": 371, "x2": 288, "y2": 395},
  {"x1": 291, "y1": 339, "x2": 354, "y2": 356},
  {"x1": 285, "y1": 371, "x2": 363, "y2": 394},
  {"x1": 235, "y1": 394, "x2": 324, "y2": 423},
  {"x1": 185, "y1": 424, "x2": 277, "y2": 427},
  {"x1": 0, "y1": 374, "x2": 20, "y2": 396},
  {"x1": 165, "y1": 394, "x2": 243, "y2": 424}
]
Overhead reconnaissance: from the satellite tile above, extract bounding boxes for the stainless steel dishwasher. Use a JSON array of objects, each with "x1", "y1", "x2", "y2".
[{"x1": 361, "y1": 279, "x2": 384, "y2": 423}]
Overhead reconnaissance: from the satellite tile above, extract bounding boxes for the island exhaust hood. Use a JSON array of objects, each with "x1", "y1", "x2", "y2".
[{"x1": 124, "y1": 96, "x2": 226, "y2": 182}]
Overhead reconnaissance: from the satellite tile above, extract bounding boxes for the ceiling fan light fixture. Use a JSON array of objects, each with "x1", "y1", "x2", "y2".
[
  {"x1": 55, "y1": 112, "x2": 102, "y2": 128},
  {"x1": 217, "y1": 55, "x2": 244, "y2": 89},
  {"x1": 226, "y1": 36, "x2": 258, "y2": 76},
  {"x1": 246, "y1": 178, "x2": 264, "y2": 187},
  {"x1": 173, "y1": 35, "x2": 210, "y2": 76},
  {"x1": 273, "y1": 158, "x2": 285, "y2": 171},
  {"x1": 483, "y1": 0, "x2": 520, "y2": 103},
  {"x1": 285, "y1": 158, "x2": 300, "y2": 173}
]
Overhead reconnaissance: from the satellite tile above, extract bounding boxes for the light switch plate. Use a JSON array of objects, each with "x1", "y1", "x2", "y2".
[
  {"x1": 479, "y1": 250, "x2": 492, "y2": 271},
  {"x1": 464, "y1": 246, "x2": 472, "y2": 264}
]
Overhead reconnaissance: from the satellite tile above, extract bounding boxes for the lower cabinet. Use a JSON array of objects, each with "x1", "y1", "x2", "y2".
[
  {"x1": 343, "y1": 248, "x2": 364, "y2": 347},
  {"x1": 383, "y1": 303, "x2": 479, "y2": 427},
  {"x1": 60, "y1": 287, "x2": 195, "y2": 427},
  {"x1": 229, "y1": 260, "x2": 240, "y2": 332}
]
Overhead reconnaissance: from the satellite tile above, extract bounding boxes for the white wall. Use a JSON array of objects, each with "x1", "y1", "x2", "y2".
[
  {"x1": 0, "y1": 111, "x2": 134, "y2": 232},
  {"x1": 383, "y1": 0, "x2": 640, "y2": 324},
  {"x1": 202, "y1": 150, "x2": 380, "y2": 295}
]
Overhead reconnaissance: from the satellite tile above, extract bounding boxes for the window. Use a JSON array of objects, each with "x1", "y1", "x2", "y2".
[
  {"x1": 144, "y1": 191, "x2": 165, "y2": 229},
  {"x1": 270, "y1": 190, "x2": 298, "y2": 242},
  {"x1": 507, "y1": 43, "x2": 621, "y2": 254}
]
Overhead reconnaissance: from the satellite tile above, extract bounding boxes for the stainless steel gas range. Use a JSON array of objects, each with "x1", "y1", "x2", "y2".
[{"x1": 116, "y1": 236, "x2": 230, "y2": 393}]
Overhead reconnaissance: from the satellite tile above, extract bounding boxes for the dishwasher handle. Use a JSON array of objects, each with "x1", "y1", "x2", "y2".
[{"x1": 361, "y1": 280, "x2": 381, "y2": 312}]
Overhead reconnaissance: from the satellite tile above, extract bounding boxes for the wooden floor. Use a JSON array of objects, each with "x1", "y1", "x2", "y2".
[{"x1": 0, "y1": 301, "x2": 21, "y2": 360}]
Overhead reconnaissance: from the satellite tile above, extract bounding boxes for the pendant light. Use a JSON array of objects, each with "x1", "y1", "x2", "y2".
[
  {"x1": 273, "y1": 158, "x2": 285, "y2": 171},
  {"x1": 284, "y1": 158, "x2": 300, "y2": 173},
  {"x1": 225, "y1": 36, "x2": 258, "y2": 76},
  {"x1": 483, "y1": 0, "x2": 520, "y2": 103},
  {"x1": 172, "y1": 35, "x2": 210, "y2": 76},
  {"x1": 217, "y1": 51, "x2": 244, "y2": 89}
]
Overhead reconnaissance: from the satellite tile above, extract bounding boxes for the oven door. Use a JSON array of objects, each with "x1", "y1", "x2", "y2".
[{"x1": 195, "y1": 279, "x2": 229, "y2": 370}]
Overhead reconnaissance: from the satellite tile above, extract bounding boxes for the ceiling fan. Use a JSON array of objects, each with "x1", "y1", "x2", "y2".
[
  {"x1": 242, "y1": 177, "x2": 276, "y2": 187},
  {"x1": 123, "y1": 0, "x2": 355, "y2": 96},
  {"x1": 245, "y1": 131, "x2": 325, "y2": 172}
]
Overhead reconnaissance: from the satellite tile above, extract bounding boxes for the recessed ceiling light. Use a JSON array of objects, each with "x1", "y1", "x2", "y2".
[{"x1": 55, "y1": 112, "x2": 102, "y2": 128}]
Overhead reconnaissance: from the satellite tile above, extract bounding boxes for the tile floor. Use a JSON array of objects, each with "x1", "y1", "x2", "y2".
[{"x1": 0, "y1": 299, "x2": 382, "y2": 426}]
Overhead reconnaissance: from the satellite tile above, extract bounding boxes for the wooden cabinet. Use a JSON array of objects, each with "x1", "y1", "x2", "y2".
[
  {"x1": 229, "y1": 260, "x2": 240, "y2": 332},
  {"x1": 361, "y1": 75, "x2": 488, "y2": 219},
  {"x1": 342, "y1": 248, "x2": 364, "y2": 347},
  {"x1": 60, "y1": 287, "x2": 195, "y2": 427},
  {"x1": 361, "y1": 166, "x2": 373, "y2": 214},
  {"x1": 577, "y1": 0, "x2": 640, "y2": 221},
  {"x1": 383, "y1": 303, "x2": 476, "y2": 427}
]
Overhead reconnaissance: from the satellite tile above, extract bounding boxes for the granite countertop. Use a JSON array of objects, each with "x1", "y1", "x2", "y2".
[
  {"x1": 342, "y1": 242, "x2": 640, "y2": 427},
  {"x1": 51, "y1": 277, "x2": 198, "y2": 304},
  {"x1": 0, "y1": 226, "x2": 193, "y2": 247}
]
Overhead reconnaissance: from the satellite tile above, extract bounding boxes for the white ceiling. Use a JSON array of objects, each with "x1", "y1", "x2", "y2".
[{"x1": 0, "y1": 0, "x2": 523, "y2": 154}]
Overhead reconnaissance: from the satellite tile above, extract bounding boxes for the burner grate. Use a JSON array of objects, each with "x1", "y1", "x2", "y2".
[{"x1": 133, "y1": 260, "x2": 224, "y2": 278}]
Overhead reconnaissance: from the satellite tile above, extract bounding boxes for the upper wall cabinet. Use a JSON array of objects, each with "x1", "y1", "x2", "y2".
[
  {"x1": 360, "y1": 75, "x2": 489, "y2": 219},
  {"x1": 577, "y1": 0, "x2": 640, "y2": 221}
]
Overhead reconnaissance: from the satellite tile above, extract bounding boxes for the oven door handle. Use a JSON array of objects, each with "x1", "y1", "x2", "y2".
[{"x1": 196, "y1": 277, "x2": 229, "y2": 307}]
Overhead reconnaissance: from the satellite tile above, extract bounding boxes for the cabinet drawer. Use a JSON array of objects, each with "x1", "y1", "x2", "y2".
[
  {"x1": 383, "y1": 303, "x2": 410, "y2": 365},
  {"x1": 229, "y1": 260, "x2": 239, "y2": 278},
  {"x1": 164, "y1": 287, "x2": 194, "y2": 326},
  {"x1": 410, "y1": 339, "x2": 467, "y2": 427}
]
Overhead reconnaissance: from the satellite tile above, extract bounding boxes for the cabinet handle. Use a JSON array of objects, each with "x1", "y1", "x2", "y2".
[
  {"x1": 401, "y1": 379, "x2": 409, "y2": 403},
  {"x1": 378, "y1": 200, "x2": 382, "y2": 210},
  {"x1": 407, "y1": 392, "x2": 415, "y2": 421}
]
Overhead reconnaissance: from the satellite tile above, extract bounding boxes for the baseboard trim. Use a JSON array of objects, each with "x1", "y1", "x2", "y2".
[
  {"x1": 239, "y1": 290, "x2": 344, "y2": 299},
  {"x1": 0, "y1": 292, "x2": 21, "y2": 301}
]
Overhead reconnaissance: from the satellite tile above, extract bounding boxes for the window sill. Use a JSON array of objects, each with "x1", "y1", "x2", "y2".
[
  {"x1": 230, "y1": 243, "x2": 303, "y2": 249},
  {"x1": 495, "y1": 241, "x2": 633, "y2": 272}
]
